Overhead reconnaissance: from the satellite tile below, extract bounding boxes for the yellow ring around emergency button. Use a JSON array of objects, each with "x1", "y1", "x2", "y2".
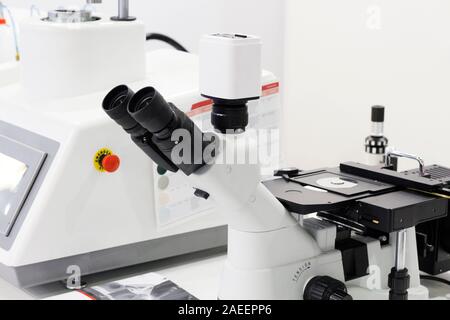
[{"x1": 94, "y1": 148, "x2": 114, "y2": 172}]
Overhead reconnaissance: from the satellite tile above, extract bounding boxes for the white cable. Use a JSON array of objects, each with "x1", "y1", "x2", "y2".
[{"x1": 0, "y1": 2, "x2": 20, "y2": 61}]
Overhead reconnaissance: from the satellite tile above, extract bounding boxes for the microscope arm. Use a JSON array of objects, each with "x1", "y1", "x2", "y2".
[
  {"x1": 190, "y1": 133, "x2": 298, "y2": 233},
  {"x1": 184, "y1": 132, "x2": 326, "y2": 300}
]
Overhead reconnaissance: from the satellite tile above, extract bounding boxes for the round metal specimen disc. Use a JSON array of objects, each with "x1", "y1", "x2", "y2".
[{"x1": 317, "y1": 177, "x2": 358, "y2": 189}]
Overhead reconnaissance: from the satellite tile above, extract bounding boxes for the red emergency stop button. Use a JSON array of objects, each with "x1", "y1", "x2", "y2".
[
  {"x1": 102, "y1": 154, "x2": 121, "y2": 173},
  {"x1": 0, "y1": 19, "x2": 6, "y2": 25}
]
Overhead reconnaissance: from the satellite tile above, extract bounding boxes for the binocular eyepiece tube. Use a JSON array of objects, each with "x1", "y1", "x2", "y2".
[
  {"x1": 102, "y1": 85, "x2": 147, "y2": 136},
  {"x1": 128, "y1": 87, "x2": 179, "y2": 139},
  {"x1": 103, "y1": 85, "x2": 213, "y2": 176}
]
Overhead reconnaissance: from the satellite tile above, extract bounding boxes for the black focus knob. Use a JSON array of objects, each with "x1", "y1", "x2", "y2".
[{"x1": 304, "y1": 276, "x2": 353, "y2": 301}]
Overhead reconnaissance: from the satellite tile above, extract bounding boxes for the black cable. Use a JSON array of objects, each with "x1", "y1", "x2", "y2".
[
  {"x1": 420, "y1": 275, "x2": 450, "y2": 287},
  {"x1": 146, "y1": 33, "x2": 188, "y2": 52}
]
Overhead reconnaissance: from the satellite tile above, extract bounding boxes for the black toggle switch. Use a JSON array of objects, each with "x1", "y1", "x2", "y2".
[
  {"x1": 194, "y1": 188, "x2": 210, "y2": 200},
  {"x1": 274, "y1": 167, "x2": 301, "y2": 178}
]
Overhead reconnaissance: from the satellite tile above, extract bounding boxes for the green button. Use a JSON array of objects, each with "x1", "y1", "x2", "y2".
[{"x1": 157, "y1": 165, "x2": 167, "y2": 176}]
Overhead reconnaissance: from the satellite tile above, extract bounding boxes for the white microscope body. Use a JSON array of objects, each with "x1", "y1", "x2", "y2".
[
  {"x1": 190, "y1": 34, "x2": 429, "y2": 300},
  {"x1": 102, "y1": 33, "x2": 432, "y2": 300},
  {"x1": 192, "y1": 144, "x2": 426, "y2": 300},
  {"x1": 0, "y1": 9, "x2": 282, "y2": 288}
]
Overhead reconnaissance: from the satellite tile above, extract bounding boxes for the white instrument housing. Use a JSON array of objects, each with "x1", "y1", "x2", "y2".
[
  {"x1": 199, "y1": 33, "x2": 262, "y2": 100},
  {"x1": 0, "y1": 15, "x2": 282, "y2": 288}
]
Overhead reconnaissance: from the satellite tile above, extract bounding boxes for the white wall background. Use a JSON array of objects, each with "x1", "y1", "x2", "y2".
[
  {"x1": 4, "y1": 0, "x2": 448, "y2": 171},
  {"x1": 4, "y1": 0, "x2": 286, "y2": 80},
  {"x1": 284, "y1": 0, "x2": 450, "y2": 170}
]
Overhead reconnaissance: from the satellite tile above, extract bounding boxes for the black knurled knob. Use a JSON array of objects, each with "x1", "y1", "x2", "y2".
[
  {"x1": 371, "y1": 106, "x2": 385, "y2": 123},
  {"x1": 329, "y1": 290, "x2": 354, "y2": 301},
  {"x1": 388, "y1": 268, "x2": 410, "y2": 301},
  {"x1": 304, "y1": 276, "x2": 353, "y2": 301}
]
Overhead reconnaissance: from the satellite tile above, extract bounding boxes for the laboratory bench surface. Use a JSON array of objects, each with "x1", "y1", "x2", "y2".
[
  {"x1": 0, "y1": 248, "x2": 227, "y2": 300},
  {"x1": 0, "y1": 248, "x2": 449, "y2": 300}
]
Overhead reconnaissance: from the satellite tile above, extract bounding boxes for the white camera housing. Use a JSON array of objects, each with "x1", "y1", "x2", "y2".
[{"x1": 199, "y1": 33, "x2": 262, "y2": 100}]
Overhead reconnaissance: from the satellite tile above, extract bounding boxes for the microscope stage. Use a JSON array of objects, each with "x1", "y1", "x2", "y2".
[
  {"x1": 263, "y1": 168, "x2": 395, "y2": 215},
  {"x1": 264, "y1": 165, "x2": 449, "y2": 233}
]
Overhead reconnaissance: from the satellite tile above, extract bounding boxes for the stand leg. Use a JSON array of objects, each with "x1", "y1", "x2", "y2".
[{"x1": 388, "y1": 230, "x2": 410, "y2": 300}]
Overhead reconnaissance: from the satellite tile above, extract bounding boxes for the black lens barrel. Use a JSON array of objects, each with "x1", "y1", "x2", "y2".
[{"x1": 211, "y1": 101, "x2": 249, "y2": 133}]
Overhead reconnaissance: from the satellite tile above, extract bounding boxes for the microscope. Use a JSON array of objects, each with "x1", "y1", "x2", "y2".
[{"x1": 103, "y1": 34, "x2": 449, "y2": 300}]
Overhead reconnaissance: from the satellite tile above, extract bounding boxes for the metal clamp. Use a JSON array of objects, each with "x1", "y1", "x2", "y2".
[{"x1": 385, "y1": 148, "x2": 426, "y2": 177}]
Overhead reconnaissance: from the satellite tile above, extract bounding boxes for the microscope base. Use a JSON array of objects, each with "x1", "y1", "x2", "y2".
[
  {"x1": 218, "y1": 226, "x2": 429, "y2": 300},
  {"x1": 218, "y1": 258, "x2": 430, "y2": 300},
  {"x1": 218, "y1": 252, "x2": 344, "y2": 300}
]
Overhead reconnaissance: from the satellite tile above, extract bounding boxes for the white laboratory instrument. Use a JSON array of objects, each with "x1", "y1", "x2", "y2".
[
  {"x1": 103, "y1": 33, "x2": 450, "y2": 300},
  {"x1": 0, "y1": 6, "x2": 282, "y2": 288}
]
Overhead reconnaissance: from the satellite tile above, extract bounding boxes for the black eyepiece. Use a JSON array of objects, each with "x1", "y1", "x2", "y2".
[
  {"x1": 103, "y1": 85, "x2": 145, "y2": 135},
  {"x1": 128, "y1": 87, "x2": 176, "y2": 135},
  {"x1": 102, "y1": 85, "x2": 182, "y2": 174},
  {"x1": 126, "y1": 86, "x2": 213, "y2": 176}
]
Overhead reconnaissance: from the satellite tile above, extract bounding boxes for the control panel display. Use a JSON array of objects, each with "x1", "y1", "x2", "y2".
[
  {"x1": 0, "y1": 135, "x2": 47, "y2": 236},
  {"x1": 0, "y1": 153, "x2": 28, "y2": 216}
]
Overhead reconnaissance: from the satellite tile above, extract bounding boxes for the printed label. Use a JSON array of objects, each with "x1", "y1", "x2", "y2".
[{"x1": 154, "y1": 83, "x2": 281, "y2": 228}]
